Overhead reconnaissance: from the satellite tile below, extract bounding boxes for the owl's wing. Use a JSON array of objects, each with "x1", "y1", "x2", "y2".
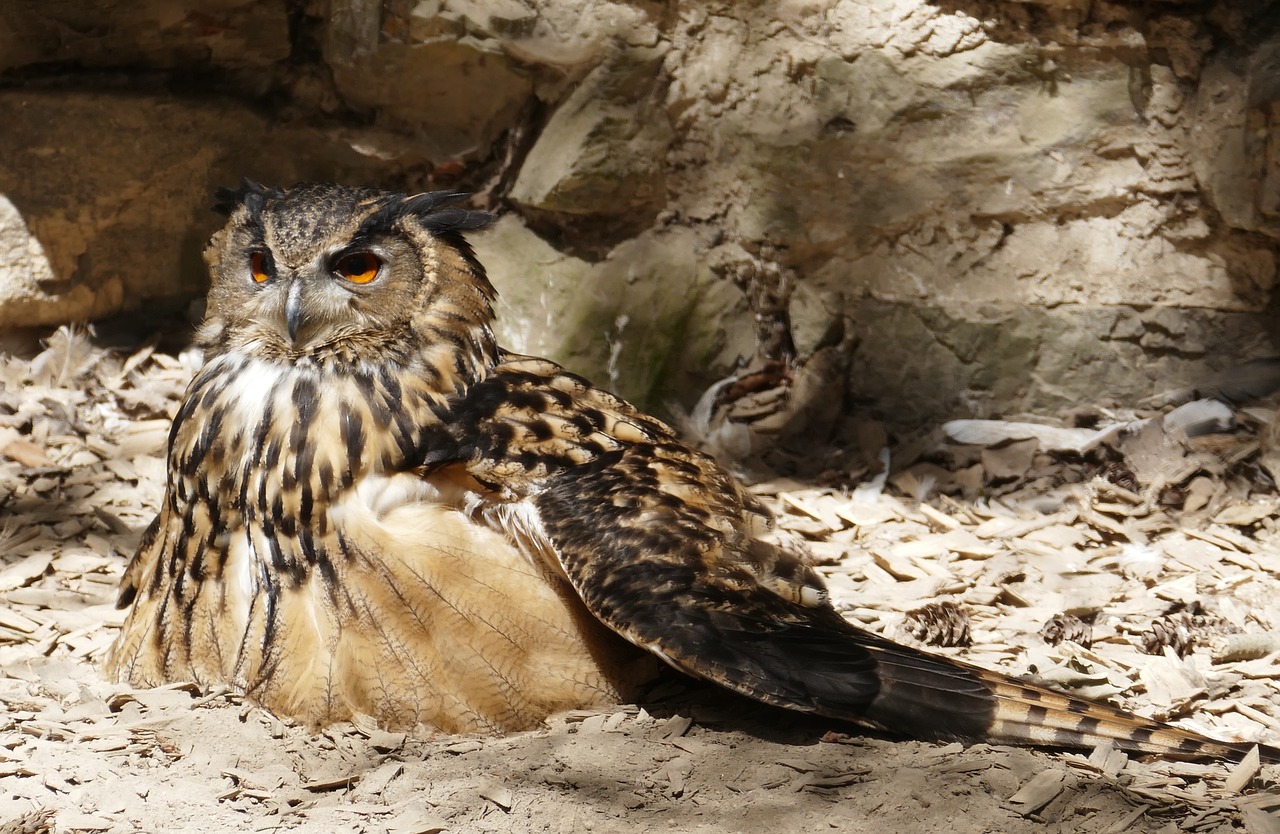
[
  {"x1": 434, "y1": 356, "x2": 995, "y2": 739},
  {"x1": 529, "y1": 440, "x2": 1006, "y2": 740},
  {"x1": 435, "y1": 355, "x2": 1269, "y2": 760}
]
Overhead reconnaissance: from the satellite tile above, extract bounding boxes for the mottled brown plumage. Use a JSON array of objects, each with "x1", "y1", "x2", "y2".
[{"x1": 108, "y1": 181, "x2": 1274, "y2": 759}]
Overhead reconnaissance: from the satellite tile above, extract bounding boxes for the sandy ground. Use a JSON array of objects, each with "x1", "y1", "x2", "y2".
[{"x1": 3, "y1": 328, "x2": 1280, "y2": 834}]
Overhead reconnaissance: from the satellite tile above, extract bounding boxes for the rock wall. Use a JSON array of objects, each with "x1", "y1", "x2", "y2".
[{"x1": 2, "y1": 0, "x2": 1278, "y2": 429}]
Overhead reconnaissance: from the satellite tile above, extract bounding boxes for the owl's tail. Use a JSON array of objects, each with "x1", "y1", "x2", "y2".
[{"x1": 840, "y1": 627, "x2": 1278, "y2": 762}]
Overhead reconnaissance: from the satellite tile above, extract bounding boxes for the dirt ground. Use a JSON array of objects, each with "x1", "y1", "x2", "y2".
[{"x1": 3, "y1": 328, "x2": 1280, "y2": 834}]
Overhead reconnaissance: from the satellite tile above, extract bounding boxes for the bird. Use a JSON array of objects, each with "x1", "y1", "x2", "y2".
[{"x1": 106, "y1": 180, "x2": 1274, "y2": 761}]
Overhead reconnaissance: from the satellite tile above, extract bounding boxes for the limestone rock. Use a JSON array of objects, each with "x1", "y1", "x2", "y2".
[
  {"x1": 509, "y1": 46, "x2": 673, "y2": 238},
  {"x1": 477, "y1": 215, "x2": 716, "y2": 409},
  {"x1": 405, "y1": 0, "x2": 659, "y2": 69},
  {"x1": 845, "y1": 300, "x2": 1276, "y2": 428},
  {"x1": 326, "y1": 0, "x2": 535, "y2": 160},
  {"x1": 0, "y1": 0, "x2": 289, "y2": 72},
  {"x1": 1192, "y1": 37, "x2": 1280, "y2": 239},
  {"x1": 0, "y1": 194, "x2": 117, "y2": 328}
]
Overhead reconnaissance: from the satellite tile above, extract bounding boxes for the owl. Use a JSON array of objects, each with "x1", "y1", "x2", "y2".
[{"x1": 106, "y1": 181, "x2": 1269, "y2": 759}]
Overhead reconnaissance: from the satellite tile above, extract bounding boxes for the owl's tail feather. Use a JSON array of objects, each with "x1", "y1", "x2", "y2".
[{"x1": 850, "y1": 631, "x2": 1280, "y2": 763}]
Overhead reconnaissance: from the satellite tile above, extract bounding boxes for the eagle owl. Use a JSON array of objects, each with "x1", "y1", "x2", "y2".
[{"x1": 106, "y1": 181, "x2": 1267, "y2": 759}]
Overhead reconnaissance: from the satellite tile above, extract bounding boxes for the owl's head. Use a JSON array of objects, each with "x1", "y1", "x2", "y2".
[{"x1": 200, "y1": 180, "x2": 497, "y2": 369}]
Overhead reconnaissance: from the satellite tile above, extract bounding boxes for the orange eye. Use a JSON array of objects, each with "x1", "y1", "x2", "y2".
[
  {"x1": 334, "y1": 252, "x2": 381, "y2": 284},
  {"x1": 249, "y1": 251, "x2": 271, "y2": 284}
]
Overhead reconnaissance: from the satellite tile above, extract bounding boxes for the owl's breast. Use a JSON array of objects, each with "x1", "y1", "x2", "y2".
[
  {"x1": 178, "y1": 357, "x2": 409, "y2": 486},
  {"x1": 168, "y1": 353, "x2": 450, "y2": 539}
]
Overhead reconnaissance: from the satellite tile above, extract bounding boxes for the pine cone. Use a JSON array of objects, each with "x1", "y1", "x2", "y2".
[
  {"x1": 1139, "y1": 613, "x2": 1196, "y2": 657},
  {"x1": 1100, "y1": 461, "x2": 1140, "y2": 494},
  {"x1": 1040, "y1": 613, "x2": 1093, "y2": 648},
  {"x1": 903, "y1": 601, "x2": 972, "y2": 647},
  {"x1": 1138, "y1": 609, "x2": 1241, "y2": 657},
  {"x1": 0, "y1": 809, "x2": 54, "y2": 834}
]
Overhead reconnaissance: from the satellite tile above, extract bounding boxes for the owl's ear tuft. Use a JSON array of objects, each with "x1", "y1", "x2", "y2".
[
  {"x1": 403, "y1": 192, "x2": 495, "y2": 234},
  {"x1": 213, "y1": 179, "x2": 281, "y2": 217},
  {"x1": 358, "y1": 191, "x2": 494, "y2": 240}
]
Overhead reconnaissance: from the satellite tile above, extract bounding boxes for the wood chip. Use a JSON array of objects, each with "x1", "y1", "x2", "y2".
[
  {"x1": 366, "y1": 728, "x2": 406, "y2": 751},
  {"x1": 1224, "y1": 745, "x2": 1262, "y2": 793},
  {"x1": 359, "y1": 761, "x2": 404, "y2": 796},
  {"x1": 934, "y1": 528, "x2": 999, "y2": 558},
  {"x1": 799, "y1": 769, "x2": 867, "y2": 790},
  {"x1": 971, "y1": 513, "x2": 1067, "y2": 540},
  {"x1": 0, "y1": 553, "x2": 53, "y2": 591},
  {"x1": 1076, "y1": 506, "x2": 1142, "y2": 542},
  {"x1": 651, "y1": 714, "x2": 693, "y2": 740},
  {"x1": 1150, "y1": 574, "x2": 1201, "y2": 605},
  {"x1": 386, "y1": 804, "x2": 449, "y2": 834},
  {"x1": 303, "y1": 772, "x2": 359, "y2": 792},
  {"x1": 1139, "y1": 655, "x2": 1208, "y2": 714},
  {"x1": 1182, "y1": 476, "x2": 1217, "y2": 514},
  {"x1": 115, "y1": 420, "x2": 172, "y2": 458},
  {"x1": 124, "y1": 686, "x2": 199, "y2": 712},
  {"x1": 780, "y1": 492, "x2": 842, "y2": 532},
  {"x1": 1006, "y1": 769, "x2": 1067, "y2": 814},
  {"x1": 1087, "y1": 741, "x2": 1129, "y2": 778},
  {"x1": 871, "y1": 547, "x2": 927, "y2": 581},
  {"x1": 479, "y1": 781, "x2": 514, "y2": 811},
  {"x1": 1102, "y1": 803, "x2": 1151, "y2": 834},
  {"x1": 981, "y1": 438, "x2": 1039, "y2": 481},
  {"x1": 1214, "y1": 502, "x2": 1275, "y2": 527},
  {"x1": 444, "y1": 740, "x2": 483, "y2": 754},
  {"x1": 916, "y1": 501, "x2": 960, "y2": 531},
  {"x1": 1, "y1": 437, "x2": 54, "y2": 467},
  {"x1": 1230, "y1": 702, "x2": 1280, "y2": 734},
  {"x1": 0, "y1": 606, "x2": 43, "y2": 634},
  {"x1": 1119, "y1": 418, "x2": 1198, "y2": 488}
]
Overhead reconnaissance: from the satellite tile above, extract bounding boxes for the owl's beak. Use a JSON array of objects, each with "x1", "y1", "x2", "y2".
[{"x1": 285, "y1": 280, "x2": 304, "y2": 342}]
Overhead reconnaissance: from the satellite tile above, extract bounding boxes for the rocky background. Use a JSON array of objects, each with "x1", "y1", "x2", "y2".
[{"x1": 2, "y1": 0, "x2": 1279, "y2": 431}]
